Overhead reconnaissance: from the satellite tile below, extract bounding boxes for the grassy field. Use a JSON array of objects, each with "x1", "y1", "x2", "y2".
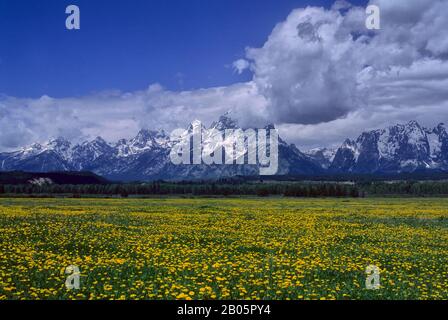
[{"x1": 0, "y1": 197, "x2": 448, "y2": 300}]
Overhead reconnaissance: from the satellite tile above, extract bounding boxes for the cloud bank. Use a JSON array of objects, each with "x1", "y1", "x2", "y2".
[{"x1": 1, "y1": 0, "x2": 448, "y2": 151}]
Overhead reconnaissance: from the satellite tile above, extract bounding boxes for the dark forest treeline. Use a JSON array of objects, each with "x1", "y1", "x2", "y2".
[
  {"x1": 361, "y1": 181, "x2": 448, "y2": 196},
  {"x1": 0, "y1": 182, "x2": 361, "y2": 198},
  {"x1": 2, "y1": 180, "x2": 448, "y2": 198}
]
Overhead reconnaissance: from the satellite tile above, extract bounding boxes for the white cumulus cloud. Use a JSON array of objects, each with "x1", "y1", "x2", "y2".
[{"x1": 1, "y1": 0, "x2": 448, "y2": 151}]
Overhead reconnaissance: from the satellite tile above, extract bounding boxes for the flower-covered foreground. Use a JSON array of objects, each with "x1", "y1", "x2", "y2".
[{"x1": 1, "y1": 197, "x2": 448, "y2": 300}]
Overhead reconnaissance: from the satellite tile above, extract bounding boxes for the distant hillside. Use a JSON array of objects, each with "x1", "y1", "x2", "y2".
[{"x1": 0, "y1": 171, "x2": 110, "y2": 185}]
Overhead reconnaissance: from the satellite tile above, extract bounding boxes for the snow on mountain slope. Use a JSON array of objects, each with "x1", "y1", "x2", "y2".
[
  {"x1": 3, "y1": 118, "x2": 448, "y2": 179},
  {"x1": 331, "y1": 121, "x2": 448, "y2": 173},
  {"x1": 305, "y1": 148, "x2": 336, "y2": 169},
  {"x1": 0, "y1": 114, "x2": 322, "y2": 180}
]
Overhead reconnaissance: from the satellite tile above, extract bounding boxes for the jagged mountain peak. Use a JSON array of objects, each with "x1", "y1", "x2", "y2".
[
  {"x1": 46, "y1": 136, "x2": 71, "y2": 147},
  {"x1": 406, "y1": 120, "x2": 420, "y2": 127},
  {"x1": 433, "y1": 123, "x2": 447, "y2": 135},
  {"x1": 210, "y1": 112, "x2": 239, "y2": 130},
  {"x1": 402, "y1": 120, "x2": 426, "y2": 138},
  {"x1": 305, "y1": 147, "x2": 337, "y2": 169},
  {"x1": 0, "y1": 114, "x2": 323, "y2": 180},
  {"x1": 77, "y1": 136, "x2": 111, "y2": 149},
  {"x1": 342, "y1": 139, "x2": 357, "y2": 148},
  {"x1": 22, "y1": 142, "x2": 43, "y2": 150},
  {"x1": 76, "y1": 136, "x2": 111, "y2": 150},
  {"x1": 133, "y1": 129, "x2": 155, "y2": 144},
  {"x1": 3, "y1": 117, "x2": 448, "y2": 180},
  {"x1": 114, "y1": 128, "x2": 171, "y2": 158},
  {"x1": 40, "y1": 137, "x2": 73, "y2": 161},
  {"x1": 70, "y1": 136, "x2": 114, "y2": 169},
  {"x1": 186, "y1": 120, "x2": 207, "y2": 133},
  {"x1": 331, "y1": 120, "x2": 448, "y2": 173},
  {"x1": 92, "y1": 136, "x2": 108, "y2": 144}
]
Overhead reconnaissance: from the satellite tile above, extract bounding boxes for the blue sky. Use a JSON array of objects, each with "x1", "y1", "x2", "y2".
[
  {"x1": 0, "y1": 0, "x2": 366, "y2": 98},
  {"x1": 1, "y1": 0, "x2": 447, "y2": 152}
]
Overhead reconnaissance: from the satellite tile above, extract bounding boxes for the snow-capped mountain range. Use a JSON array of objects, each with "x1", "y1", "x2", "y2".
[
  {"x1": 0, "y1": 114, "x2": 322, "y2": 181},
  {"x1": 1, "y1": 116, "x2": 448, "y2": 180},
  {"x1": 328, "y1": 121, "x2": 448, "y2": 174},
  {"x1": 303, "y1": 148, "x2": 337, "y2": 169}
]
